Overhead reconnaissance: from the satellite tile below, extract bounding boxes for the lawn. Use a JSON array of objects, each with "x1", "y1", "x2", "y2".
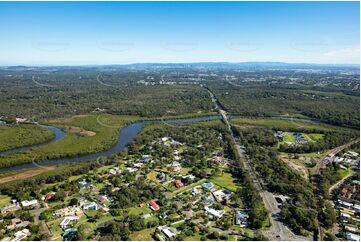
[
  {"x1": 338, "y1": 168, "x2": 350, "y2": 179},
  {"x1": 211, "y1": 172, "x2": 239, "y2": 192},
  {"x1": 126, "y1": 206, "x2": 152, "y2": 216},
  {"x1": 232, "y1": 117, "x2": 338, "y2": 132},
  {"x1": 129, "y1": 227, "x2": 156, "y2": 241},
  {"x1": 0, "y1": 195, "x2": 11, "y2": 207},
  {"x1": 280, "y1": 132, "x2": 296, "y2": 144},
  {"x1": 305, "y1": 133, "x2": 325, "y2": 142}
]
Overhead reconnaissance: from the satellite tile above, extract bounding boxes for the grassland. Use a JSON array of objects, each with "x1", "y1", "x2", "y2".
[
  {"x1": 0, "y1": 124, "x2": 55, "y2": 152},
  {"x1": 211, "y1": 171, "x2": 239, "y2": 192},
  {"x1": 231, "y1": 117, "x2": 340, "y2": 132},
  {"x1": 0, "y1": 194, "x2": 11, "y2": 207},
  {"x1": 129, "y1": 227, "x2": 156, "y2": 241}
]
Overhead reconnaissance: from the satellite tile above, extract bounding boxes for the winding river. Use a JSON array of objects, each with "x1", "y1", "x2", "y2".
[
  {"x1": 0, "y1": 125, "x2": 65, "y2": 155},
  {"x1": 0, "y1": 115, "x2": 221, "y2": 173}
]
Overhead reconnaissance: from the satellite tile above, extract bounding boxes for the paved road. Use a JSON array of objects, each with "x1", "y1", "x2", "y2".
[
  {"x1": 205, "y1": 85, "x2": 310, "y2": 241},
  {"x1": 312, "y1": 139, "x2": 359, "y2": 175}
]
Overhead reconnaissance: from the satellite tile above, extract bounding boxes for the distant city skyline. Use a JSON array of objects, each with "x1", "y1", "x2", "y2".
[{"x1": 0, "y1": 1, "x2": 359, "y2": 65}]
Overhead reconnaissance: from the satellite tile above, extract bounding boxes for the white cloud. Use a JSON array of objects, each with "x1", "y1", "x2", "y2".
[{"x1": 322, "y1": 47, "x2": 360, "y2": 64}]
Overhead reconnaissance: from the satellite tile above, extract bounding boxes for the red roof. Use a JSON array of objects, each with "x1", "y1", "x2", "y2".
[
  {"x1": 45, "y1": 193, "x2": 55, "y2": 202},
  {"x1": 148, "y1": 200, "x2": 160, "y2": 210},
  {"x1": 173, "y1": 180, "x2": 184, "y2": 188}
]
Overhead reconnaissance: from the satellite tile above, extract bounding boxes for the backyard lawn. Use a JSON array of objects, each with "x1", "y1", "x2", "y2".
[
  {"x1": 129, "y1": 227, "x2": 156, "y2": 241},
  {"x1": 211, "y1": 172, "x2": 239, "y2": 192},
  {"x1": 0, "y1": 195, "x2": 11, "y2": 207}
]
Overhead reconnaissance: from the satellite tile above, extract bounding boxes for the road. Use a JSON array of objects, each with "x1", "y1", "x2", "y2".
[
  {"x1": 204, "y1": 85, "x2": 310, "y2": 241},
  {"x1": 312, "y1": 139, "x2": 359, "y2": 240},
  {"x1": 312, "y1": 139, "x2": 359, "y2": 175}
]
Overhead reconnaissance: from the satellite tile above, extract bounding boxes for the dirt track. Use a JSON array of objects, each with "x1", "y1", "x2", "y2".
[{"x1": 0, "y1": 167, "x2": 55, "y2": 184}]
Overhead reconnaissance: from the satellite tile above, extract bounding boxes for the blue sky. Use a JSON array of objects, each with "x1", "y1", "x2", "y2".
[{"x1": 0, "y1": 1, "x2": 359, "y2": 65}]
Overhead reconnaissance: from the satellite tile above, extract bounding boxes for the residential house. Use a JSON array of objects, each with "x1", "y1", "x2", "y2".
[
  {"x1": 59, "y1": 216, "x2": 79, "y2": 230},
  {"x1": 77, "y1": 179, "x2": 91, "y2": 189},
  {"x1": 235, "y1": 210, "x2": 249, "y2": 227},
  {"x1": 13, "y1": 229, "x2": 30, "y2": 241},
  {"x1": 157, "y1": 226, "x2": 178, "y2": 240},
  {"x1": 169, "y1": 162, "x2": 181, "y2": 172},
  {"x1": 201, "y1": 182, "x2": 214, "y2": 191},
  {"x1": 212, "y1": 189, "x2": 231, "y2": 203},
  {"x1": 81, "y1": 202, "x2": 98, "y2": 211},
  {"x1": 172, "y1": 180, "x2": 184, "y2": 189},
  {"x1": 20, "y1": 199, "x2": 39, "y2": 208},
  {"x1": 205, "y1": 206, "x2": 225, "y2": 218},
  {"x1": 148, "y1": 200, "x2": 160, "y2": 211}
]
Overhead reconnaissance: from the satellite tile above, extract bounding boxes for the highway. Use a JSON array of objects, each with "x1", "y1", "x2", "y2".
[{"x1": 204, "y1": 86, "x2": 310, "y2": 241}]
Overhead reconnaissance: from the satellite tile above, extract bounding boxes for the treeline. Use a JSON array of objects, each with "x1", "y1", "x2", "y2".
[{"x1": 233, "y1": 126, "x2": 318, "y2": 235}]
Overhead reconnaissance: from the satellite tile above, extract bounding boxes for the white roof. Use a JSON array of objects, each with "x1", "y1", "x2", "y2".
[
  {"x1": 205, "y1": 206, "x2": 225, "y2": 217},
  {"x1": 60, "y1": 216, "x2": 79, "y2": 227},
  {"x1": 21, "y1": 200, "x2": 38, "y2": 207},
  {"x1": 346, "y1": 232, "x2": 360, "y2": 241}
]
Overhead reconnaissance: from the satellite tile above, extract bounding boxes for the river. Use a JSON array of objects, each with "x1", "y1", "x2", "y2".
[{"x1": 0, "y1": 115, "x2": 221, "y2": 173}]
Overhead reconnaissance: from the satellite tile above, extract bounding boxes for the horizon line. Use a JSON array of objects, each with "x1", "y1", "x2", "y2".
[{"x1": 0, "y1": 61, "x2": 360, "y2": 67}]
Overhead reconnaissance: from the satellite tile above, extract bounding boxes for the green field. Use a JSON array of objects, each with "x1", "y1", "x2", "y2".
[
  {"x1": 0, "y1": 124, "x2": 55, "y2": 152},
  {"x1": 129, "y1": 227, "x2": 156, "y2": 241},
  {"x1": 211, "y1": 172, "x2": 239, "y2": 192},
  {"x1": 232, "y1": 117, "x2": 340, "y2": 132},
  {"x1": 0, "y1": 195, "x2": 11, "y2": 207}
]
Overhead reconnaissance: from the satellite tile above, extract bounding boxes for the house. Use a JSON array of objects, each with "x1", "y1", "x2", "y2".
[
  {"x1": 109, "y1": 167, "x2": 121, "y2": 175},
  {"x1": 157, "y1": 226, "x2": 178, "y2": 240},
  {"x1": 346, "y1": 232, "x2": 360, "y2": 241},
  {"x1": 201, "y1": 196, "x2": 214, "y2": 205},
  {"x1": 212, "y1": 189, "x2": 231, "y2": 202},
  {"x1": 157, "y1": 172, "x2": 166, "y2": 183},
  {"x1": 201, "y1": 182, "x2": 214, "y2": 191},
  {"x1": 126, "y1": 167, "x2": 138, "y2": 173},
  {"x1": 235, "y1": 210, "x2": 249, "y2": 227},
  {"x1": 169, "y1": 162, "x2": 181, "y2": 172},
  {"x1": 77, "y1": 179, "x2": 91, "y2": 189},
  {"x1": 44, "y1": 192, "x2": 56, "y2": 202},
  {"x1": 172, "y1": 180, "x2": 184, "y2": 189},
  {"x1": 1, "y1": 203, "x2": 21, "y2": 214},
  {"x1": 133, "y1": 163, "x2": 144, "y2": 168},
  {"x1": 274, "y1": 195, "x2": 291, "y2": 204},
  {"x1": 159, "y1": 212, "x2": 168, "y2": 219},
  {"x1": 13, "y1": 229, "x2": 30, "y2": 241},
  {"x1": 53, "y1": 206, "x2": 82, "y2": 217},
  {"x1": 7, "y1": 218, "x2": 30, "y2": 230},
  {"x1": 96, "y1": 195, "x2": 108, "y2": 204},
  {"x1": 191, "y1": 187, "x2": 200, "y2": 196},
  {"x1": 59, "y1": 216, "x2": 79, "y2": 230},
  {"x1": 148, "y1": 200, "x2": 160, "y2": 211},
  {"x1": 20, "y1": 199, "x2": 39, "y2": 208},
  {"x1": 81, "y1": 202, "x2": 98, "y2": 211},
  {"x1": 63, "y1": 228, "x2": 78, "y2": 241},
  {"x1": 205, "y1": 206, "x2": 225, "y2": 218},
  {"x1": 15, "y1": 118, "x2": 27, "y2": 123},
  {"x1": 138, "y1": 155, "x2": 152, "y2": 163}
]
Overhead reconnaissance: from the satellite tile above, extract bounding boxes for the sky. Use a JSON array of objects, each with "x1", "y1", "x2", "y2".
[{"x1": 0, "y1": 1, "x2": 359, "y2": 65}]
